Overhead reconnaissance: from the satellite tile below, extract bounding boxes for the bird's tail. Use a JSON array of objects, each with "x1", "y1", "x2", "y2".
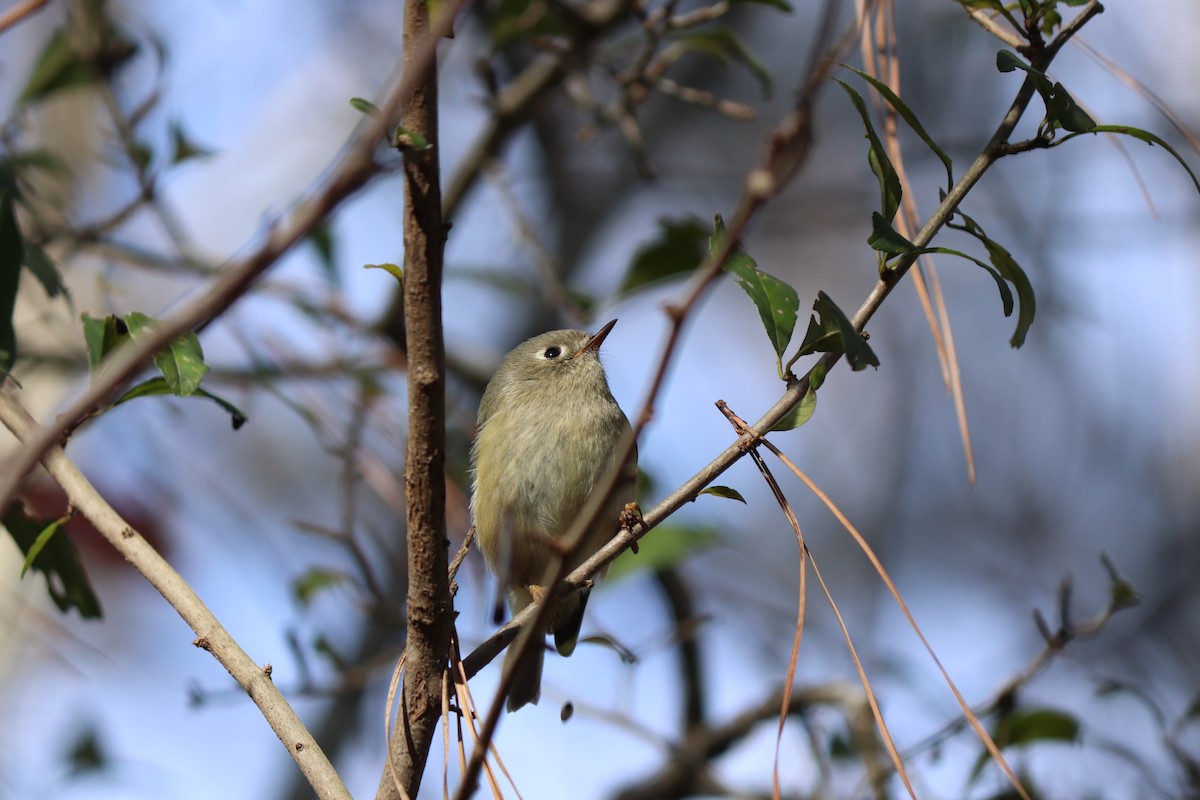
[{"x1": 503, "y1": 634, "x2": 544, "y2": 712}]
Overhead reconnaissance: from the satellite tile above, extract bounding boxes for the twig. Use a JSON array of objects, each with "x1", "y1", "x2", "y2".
[
  {"x1": 0, "y1": 0, "x2": 51, "y2": 34},
  {"x1": 0, "y1": 0, "x2": 468, "y2": 518},
  {"x1": 0, "y1": 390, "x2": 351, "y2": 800}
]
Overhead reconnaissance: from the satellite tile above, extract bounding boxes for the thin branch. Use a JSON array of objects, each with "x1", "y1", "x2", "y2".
[
  {"x1": 460, "y1": 0, "x2": 1106, "y2": 692},
  {"x1": 0, "y1": 0, "x2": 51, "y2": 35},
  {"x1": 0, "y1": 390, "x2": 351, "y2": 800},
  {"x1": 0, "y1": 0, "x2": 467, "y2": 514}
]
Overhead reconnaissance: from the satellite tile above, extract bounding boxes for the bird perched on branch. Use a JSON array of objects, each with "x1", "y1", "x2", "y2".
[{"x1": 471, "y1": 319, "x2": 638, "y2": 712}]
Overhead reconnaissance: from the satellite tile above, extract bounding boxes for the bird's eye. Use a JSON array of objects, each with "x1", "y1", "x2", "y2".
[{"x1": 542, "y1": 346, "x2": 562, "y2": 359}]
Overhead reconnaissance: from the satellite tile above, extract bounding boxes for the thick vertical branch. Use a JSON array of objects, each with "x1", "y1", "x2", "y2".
[{"x1": 377, "y1": 1, "x2": 450, "y2": 797}]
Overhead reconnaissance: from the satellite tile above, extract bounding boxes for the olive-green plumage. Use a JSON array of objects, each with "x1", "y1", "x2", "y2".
[{"x1": 470, "y1": 320, "x2": 636, "y2": 712}]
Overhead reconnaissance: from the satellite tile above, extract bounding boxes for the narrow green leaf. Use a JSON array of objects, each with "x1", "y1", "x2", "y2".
[
  {"x1": 770, "y1": 385, "x2": 816, "y2": 431},
  {"x1": 607, "y1": 525, "x2": 722, "y2": 583},
  {"x1": 19, "y1": 514, "x2": 68, "y2": 578},
  {"x1": 676, "y1": 28, "x2": 773, "y2": 98},
  {"x1": 349, "y1": 97, "x2": 381, "y2": 118},
  {"x1": 699, "y1": 485, "x2": 747, "y2": 503},
  {"x1": 112, "y1": 377, "x2": 247, "y2": 429},
  {"x1": 1056, "y1": 124, "x2": 1200, "y2": 197},
  {"x1": 796, "y1": 291, "x2": 879, "y2": 370},
  {"x1": 124, "y1": 312, "x2": 208, "y2": 395},
  {"x1": 845, "y1": 67, "x2": 954, "y2": 191},
  {"x1": 193, "y1": 387, "x2": 249, "y2": 430},
  {"x1": 922, "y1": 245, "x2": 1014, "y2": 320},
  {"x1": 947, "y1": 212, "x2": 1032, "y2": 346},
  {"x1": 2, "y1": 501, "x2": 102, "y2": 619},
  {"x1": 168, "y1": 120, "x2": 215, "y2": 163},
  {"x1": 364, "y1": 262, "x2": 404, "y2": 284},
  {"x1": 621, "y1": 217, "x2": 707, "y2": 294},
  {"x1": 22, "y1": 241, "x2": 69, "y2": 300},
  {"x1": 868, "y1": 212, "x2": 916, "y2": 255},
  {"x1": 713, "y1": 216, "x2": 799, "y2": 371},
  {"x1": 834, "y1": 79, "x2": 902, "y2": 223}
]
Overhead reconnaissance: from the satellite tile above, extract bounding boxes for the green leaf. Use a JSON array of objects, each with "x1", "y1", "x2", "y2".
[
  {"x1": 621, "y1": 217, "x2": 707, "y2": 294},
  {"x1": 124, "y1": 312, "x2": 208, "y2": 396},
  {"x1": 835, "y1": 78, "x2": 902, "y2": 224},
  {"x1": 17, "y1": 28, "x2": 97, "y2": 106},
  {"x1": 112, "y1": 377, "x2": 248, "y2": 429},
  {"x1": 349, "y1": 97, "x2": 382, "y2": 118},
  {"x1": 845, "y1": 67, "x2": 954, "y2": 191},
  {"x1": 22, "y1": 241, "x2": 69, "y2": 300},
  {"x1": 1056, "y1": 124, "x2": 1200, "y2": 197},
  {"x1": 1004, "y1": 708, "x2": 1081, "y2": 746},
  {"x1": 81, "y1": 313, "x2": 125, "y2": 373},
  {"x1": 2, "y1": 501, "x2": 102, "y2": 619},
  {"x1": 796, "y1": 291, "x2": 879, "y2": 370},
  {"x1": 308, "y1": 220, "x2": 338, "y2": 286},
  {"x1": 193, "y1": 387, "x2": 249, "y2": 430},
  {"x1": 168, "y1": 120, "x2": 215, "y2": 164},
  {"x1": 868, "y1": 212, "x2": 916, "y2": 255},
  {"x1": 699, "y1": 485, "x2": 746, "y2": 503},
  {"x1": 675, "y1": 28, "x2": 773, "y2": 98},
  {"x1": 947, "y1": 212, "x2": 1033, "y2": 346},
  {"x1": 292, "y1": 568, "x2": 352, "y2": 607},
  {"x1": 394, "y1": 126, "x2": 430, "y2": 150},
  {"x1": 364, "y1": 262, "x2": 404, "y2": 284},
  {"x1": 922, "y1": 245, "x2": 1014, "y2": 320},
  {"x1": 995, "y1": 50, "x2": 1054, "y2": 96},
  {"x1": 1099, "y1": 552, "x2": 1141, "y2": 611},
  {"x1": 20, "y1": 513, "x2": 69, "y2": 578},
  {"x1": 770, "y1": 385, "x2": 816, "y2": 431},
  {"x1": 1046, "y1": 82, "x2": 1095, "y2": 133},
  {"x1": 969, "y1": 707, "x2": 1080, "y2": 785},
  {"x1": 0, "y1": 188, "x2": 22, "y2": 372},
  {"x1": 607, "y1": 525, "x2": 722, "y2": 583},
  {"x1": 713, "y1": 216, "x2": 799, "y2": 374}
]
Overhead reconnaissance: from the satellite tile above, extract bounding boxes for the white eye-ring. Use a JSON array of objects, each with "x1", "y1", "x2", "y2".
[{"x1": 542, "y1": 346, "x2": 562, "y2": 359}]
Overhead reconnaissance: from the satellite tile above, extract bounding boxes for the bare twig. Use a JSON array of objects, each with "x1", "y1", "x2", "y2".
[
  {"x1": 0, "y1": 0, "x2": 51, "y2": 35},
  {"x1": 0, "y1": 390, "x2": 351, "y2": 800},
  {"x1": 0, "y1": 0, "x2": 467, "y2": 517}
]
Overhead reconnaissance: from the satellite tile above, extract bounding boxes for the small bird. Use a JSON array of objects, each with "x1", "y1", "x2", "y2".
[{"x1": 471, "y1": 319, "x2": 637, "y2": 712}]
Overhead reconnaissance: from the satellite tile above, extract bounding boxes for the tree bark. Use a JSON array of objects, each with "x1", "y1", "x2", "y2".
[{"x1": 376, "y1": 0, "x2": 450, "y2": 796}]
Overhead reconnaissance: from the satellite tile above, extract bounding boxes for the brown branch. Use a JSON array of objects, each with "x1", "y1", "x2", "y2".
[
  {"x1": 374, "y1": 0, "x2": 451, "y2": 798},
  {"x1": 0, "y1": 390, "x2": 351, "y2": 800},
  {"x1": 0, "y1": 0, "x2": 466, "y2": 516},
  {"x1": 460, "y1": 0, "x2": 1106, "y2": 690},
  {"x1": 0, "y1": 0, "x2": 51, "y2": 35},
  {"x1": 613, "y1": 683, "x2": 862, "y2": 800}
]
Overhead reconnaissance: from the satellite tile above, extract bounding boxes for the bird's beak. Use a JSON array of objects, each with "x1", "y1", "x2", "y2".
[{"x1": 574, "y1": 319, "x2": 617, "y2": 358}]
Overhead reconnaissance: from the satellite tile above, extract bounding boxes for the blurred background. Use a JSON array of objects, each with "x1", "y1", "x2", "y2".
[{"x1": 1, "y1": 0, "x2": 1198, "y2": 798}]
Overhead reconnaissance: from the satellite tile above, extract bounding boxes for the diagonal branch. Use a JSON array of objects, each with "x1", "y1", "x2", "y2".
[
  {"x1": 0, "y1": 0, "x2": 466, "y2": 514},
  {"x1": 0, "y1": 390, "x2": 351, "y2": 800}
]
